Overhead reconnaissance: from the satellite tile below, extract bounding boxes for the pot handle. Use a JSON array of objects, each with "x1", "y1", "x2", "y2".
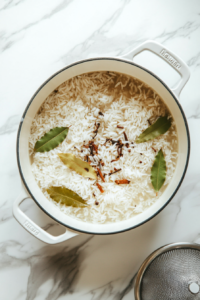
[
  {"x1": 122, "y1": 40, "x2": 190, "y2": 97},
  {"x1": 13, "y1": 188, "x2": 78, "y2": 244}
]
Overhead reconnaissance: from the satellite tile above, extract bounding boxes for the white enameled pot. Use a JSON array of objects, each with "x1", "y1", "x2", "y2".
[{"x1": 13, "y1": 40, "x2": 190, "y2": 244}]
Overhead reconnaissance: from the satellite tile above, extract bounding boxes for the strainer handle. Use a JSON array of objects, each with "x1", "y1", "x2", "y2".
[
  {"x1": 122, "y1": 40, "x2": 190, "y2": 97},
  {"x1": 13, "y1": 188, "x2": 78, "y2": 244}
]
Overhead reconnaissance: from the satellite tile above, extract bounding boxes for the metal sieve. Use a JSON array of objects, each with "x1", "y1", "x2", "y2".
[{"x1": 134, "y1": 242, "x2": 200, "y2": 300}]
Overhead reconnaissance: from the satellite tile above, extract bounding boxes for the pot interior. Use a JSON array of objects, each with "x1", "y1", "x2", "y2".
[{"x1": 17, "y1": 58, "x2": 189, "y2": 234}]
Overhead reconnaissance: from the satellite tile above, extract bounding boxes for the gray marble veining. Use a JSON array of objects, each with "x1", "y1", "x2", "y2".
[{"x1": 0, "y1": 0, "x2": 200, "y2": 299}]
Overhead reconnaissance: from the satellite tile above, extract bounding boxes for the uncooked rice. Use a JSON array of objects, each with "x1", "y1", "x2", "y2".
[{"x1": 29, "y1": 71, "x2": 178, "y2": 224}]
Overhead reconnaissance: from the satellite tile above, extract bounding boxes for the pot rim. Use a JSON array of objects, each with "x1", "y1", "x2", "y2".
[{"x1": 16, "y1": 56, "x2": 190, "y2": 235}]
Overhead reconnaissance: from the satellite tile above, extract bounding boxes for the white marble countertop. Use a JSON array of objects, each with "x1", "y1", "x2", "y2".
[{"x1": 1, "y1": 0, "x2": 200, "y2": 299}]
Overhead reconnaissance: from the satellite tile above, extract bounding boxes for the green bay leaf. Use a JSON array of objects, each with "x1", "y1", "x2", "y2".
[
  {"x1": 151, "y1": 149, "x2": 166, "y2": 191},
  {"x1": 47, "y1": 186, "x2": 88, "y2": 207},
  {"x1": 135, "y1": 116, "x2": 171, "y2": 143},
  {"x1": 34, "y1": 127, "x2": 69, "y2": 152},
  {"x1": 58, "y1": 153, "x2": 97, "y2": 180}
]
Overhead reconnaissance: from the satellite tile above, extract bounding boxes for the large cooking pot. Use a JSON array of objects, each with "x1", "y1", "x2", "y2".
[{"x1": 13, "y1": 40, "x2": 190, "y2": 244}]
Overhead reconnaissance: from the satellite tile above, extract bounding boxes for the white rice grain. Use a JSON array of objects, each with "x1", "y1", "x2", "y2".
[{"x1": 29, "y1": 72, "x2": 178, "y2": 224}]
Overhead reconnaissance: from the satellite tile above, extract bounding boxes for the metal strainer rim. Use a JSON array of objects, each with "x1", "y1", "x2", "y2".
[{"x1": 134, "y1": 242, "x2": 200, "y2": 300}]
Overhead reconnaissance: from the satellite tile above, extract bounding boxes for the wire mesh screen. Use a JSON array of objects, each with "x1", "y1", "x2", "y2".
[{"x1": 140, "y1": 248, "x2": 200, "y2": 300}]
